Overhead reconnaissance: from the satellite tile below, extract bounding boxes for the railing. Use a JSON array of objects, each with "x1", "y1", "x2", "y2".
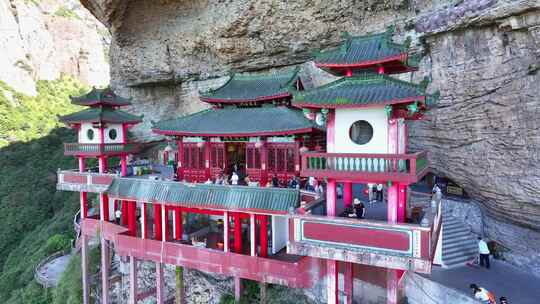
[
  {"x1": 64, "y1": 143, "x2": 140, "y2": 156},
  {"x1": 34, "y1": 249, "x2": 72, "y2": 288},
  {"x1": 57, "y1": 169, "x2": 118, "y2": 192},
  {"x1": 301, "y1": 151, "x2": 428, "y2": 182},
  {"x1": 288, "y1": 200, "x2": 443, "y2": 274}
]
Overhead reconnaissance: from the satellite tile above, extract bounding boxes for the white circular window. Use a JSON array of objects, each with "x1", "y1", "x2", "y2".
[
  {"x1": 86, "y1": 129, "x2": 95, "y2": 141},
  {"x1": 109, "y1": 129, "x2": 117, "y2": 140},
  {"x1": 349, "y1": 120, "x2": 373, "y2": 145}
]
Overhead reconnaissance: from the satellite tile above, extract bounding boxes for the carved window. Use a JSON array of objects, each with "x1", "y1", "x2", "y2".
[{"x1": 86, "y1": 129, "x2": 95, "y2": 141}]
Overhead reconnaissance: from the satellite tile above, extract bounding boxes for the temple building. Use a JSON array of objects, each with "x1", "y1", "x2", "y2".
[{"x1": 56, "y1": 28, "x2": 441, "y2": 304}]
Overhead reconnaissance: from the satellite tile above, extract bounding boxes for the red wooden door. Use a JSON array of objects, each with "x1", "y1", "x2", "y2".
[
  {"x1": 182, "y1": 143, "x2": 206, "y2": 182},
  {"x1": 210, "y1": 143, "x2": 226, "y2": 178},
  {"x1": 246, "y1": 143, "x2": 262, "y2": 183}
]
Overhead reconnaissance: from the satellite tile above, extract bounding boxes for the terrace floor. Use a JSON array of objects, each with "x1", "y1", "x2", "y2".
[{"x1": 427, "y1": 261, "x2": 540, "y2": 304}]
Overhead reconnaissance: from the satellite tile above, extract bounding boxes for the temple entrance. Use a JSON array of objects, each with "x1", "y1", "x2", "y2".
[{"x1": 225, "y1": 142, "x2": 246, "y2": 176}]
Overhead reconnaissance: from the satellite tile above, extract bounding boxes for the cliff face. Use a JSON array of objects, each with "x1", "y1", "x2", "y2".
[
  {"x1": 0, "y1": 0, "x2": 110, "y2": 95},
  {"x1": 81, "y1": 0, "x2": 540, "y2": 266}
]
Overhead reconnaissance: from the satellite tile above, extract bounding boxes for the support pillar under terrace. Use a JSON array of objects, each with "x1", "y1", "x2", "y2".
[
  {"x1": 344, "y1": 262, "x2": 353, "y2": 304},
  {"x1": 81, "y1": 234, "x2": 90, "y2": 304},
  {"x1": 326, "y1": 259, "x2": 338, "y2": 304},
  {"x1": 234, "y1": 276, "x2": 243, "y2": 302},
  {"x1": 129, "y1": 256, "x2": 137, "y2": 304},
  {"x1": 100, "y1": 237, "x2": 110, "y2": 304},
  {"x1": 156, "y1": 262, "x2": 164, "y2": 304}
]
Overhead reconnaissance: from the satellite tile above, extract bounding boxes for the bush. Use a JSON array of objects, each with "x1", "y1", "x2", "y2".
[{"x1": 45, "y1": 234, "x2": 71, "y2": 254}]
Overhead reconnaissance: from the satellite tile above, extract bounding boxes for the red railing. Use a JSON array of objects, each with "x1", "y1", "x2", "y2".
[
  {"x1": 57, "y1": 170, "x2": 117, "y2": 192},
  {"x1": 64, "y1": 143, "x2": 140, "y2": 156},
  {"x1": 301, "y1": 151, "x2": 428, "y2": 183}
]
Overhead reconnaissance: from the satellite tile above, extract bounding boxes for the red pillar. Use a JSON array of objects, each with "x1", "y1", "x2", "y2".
[
  {"x1": 175, "y1": 207, "x2": 183, "y2": 240},
  {"x1": 81, "y1": 234, "x2": 90, "y2": 304},
  {"x1": 224, "y1": 211, "x2": 229, "y2": 252},
  {"x1": 397, "y1": 184, "x2": 407, "y2": 223},
  {"x1": 378, "y1": 66, "x2": 385, "y2": 74},
  {"x1": 78, "y1": 156, "x2": 85, "y2": 173},
  {"x1": 259, "y1": 215, "x2": 268, "y2": 258},
  {"x1": 128, "y1": 201, "x2": 137, "y2": 236},
  {"x1": 163, "y1": 206, "x2": 169, "y2": 241},
  {"x1": 234, "y1": 276, "x2": 243, "y2": 302},
  {"x1": 80, "y1": 192, "x2": 88, "y2": 218},
  {"x1": 142, "y1": 203, "x2": 148, "y2": 239},
  {"x1": 121, "y1": 155, "x2": 128, "y2": 177},
  {"x1": 101, "y1": 194, "x2": 109, "y2": 222},
  {"x1": 327, "y1": 260, "x2": 338, "y2": 304},
  {"x1": 387, "y1": 184, "x2": 398, "y2": 224},
  {"x1": 121, "y1": 200, "x2": 128, "y2": 226},
  {"x1": 154, "y1": 204, "x2": 162, "y2": 241},
  {"x1": 343, "y1": 182, "x2": 353, "y2": 207},
  {"x1": 327, "y1": 180, "x2": 337, "y2": 216},
  {"x1": 234, "y1": 213, "x2": 242, "y2": 254},
  {"x1": 260, "y1": 140, "x2": 268, "y2": 186},
  {"x1": 344, "y1": 262, "x2": 353, "y2": 304},
  {"x1": 98, "y1": 156, "x2": 107, "y2": 173},
  {"x1": 387, "y1": 269, "x2": 399, "y2": 304}
]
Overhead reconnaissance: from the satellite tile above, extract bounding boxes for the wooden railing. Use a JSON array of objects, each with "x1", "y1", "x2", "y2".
[
  {"x1": 64, "y1": 143, "x2": 140, "y2": 156},
  {"x1": 301, "y1": 151, "x2": 428, "y2": 183}
]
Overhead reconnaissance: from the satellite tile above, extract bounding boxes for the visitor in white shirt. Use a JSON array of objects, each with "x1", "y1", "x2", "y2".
[{"x1": 478, "y1": 236, "x2": 491, "y2": 269}]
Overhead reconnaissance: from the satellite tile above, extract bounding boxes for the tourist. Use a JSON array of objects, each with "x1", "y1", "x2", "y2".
[
  {"x1": 307, "y1": 176, "x2": 316, "y2": 191},
  {"x1": 272, "y1": 174, "x2": 279, "y2": 187},
  {"x1": 469, "y1": 284, "x2": 496, "y2": 304},
  {"x1": 215, "y1": 173, "x2": 224, "y2": 185},
  {"x1": 499, "y1": 297, "x2": 508, "y2": 304},
  {"x1": 204, "y1": 178, "x2": 213, "y2": 185},
  {"x1": 231, "y1": 172, "x2": 239, "y2": 185},
  {"x1": 432, "y1": 183, "x2": 442, "y2": 201},
  {"x1": 478, "y1": 236, "x2": 491, "y2": 269},
  {"x1": 376, "y1": 184, "x2": 383, "y2": 202},
  {"x1": 288, "y1": 175, "x2": 299, "y2": 189},
  {"x1": 353, "y1": 198, "x2": 366, "y2": 219},
  {"x1": 336, "y1": 183, "x2": 343, "y2": 199},
  {"x1": 244, "y1": 175, "x2": 251, "y2": 185},
  {"x1": 367, "y1": 183, "x2": 375, "y2": 203},
  {"x1": 115, "y1": 208, "x2": 122, "y2": 225}
]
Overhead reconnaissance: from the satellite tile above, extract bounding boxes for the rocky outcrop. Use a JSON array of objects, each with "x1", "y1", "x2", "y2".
[
  {"x1": 81, "y1": 0, "x2": 540, "y2": 268},
  {"x1": 0, "y1": 0, "x2": 109, "y2": 95}
]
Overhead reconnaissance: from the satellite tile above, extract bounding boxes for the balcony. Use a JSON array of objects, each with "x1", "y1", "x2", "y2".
[
  {"x1": 64, "y1": 143, "x2": 140, "y2": 156},
  {"x1": 57, "y1": 170, "x2": 117, "y2": 193},
  {"x1": 301, "y1": 151, "x2": 429, "y2": 183},
  {"x1": 287, "y1": 200, "x2": 442, "y2": 274},
  {"x1": 80, "y1": 217, "x2": 324, "y2": 288}
]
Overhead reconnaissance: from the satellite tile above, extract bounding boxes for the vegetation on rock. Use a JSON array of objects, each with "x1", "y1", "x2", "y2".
[{"x1": 0, "y1": 77, "x2": 89, "y2": 302}]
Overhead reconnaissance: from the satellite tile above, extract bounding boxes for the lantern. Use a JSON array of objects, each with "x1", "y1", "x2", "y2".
[
  {"x1": 196, "y1": 141, "x2": 205, "y2": 148},
  {"x1": 255, "y1": 141, "x2": 263, "y2": 149}
]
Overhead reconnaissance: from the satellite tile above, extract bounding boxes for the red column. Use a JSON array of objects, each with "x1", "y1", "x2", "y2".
[
  {"x1": 154, "y1": 204, "x2": 162, "y2": 241},
  {"x1": 234, "y1": 213, "x2": 242, "y2": 254},
  {"x1": 78, "y1": 156, "x2": 85, "y2": 173},
  {"x1": 121, "y1": 200, "x2": 128, "y2": 226},
  {"x1": 204, "y1": 140, "x2": 211, "y2": 180},
  {"x1": 259, "y1": 215, "x2": 268, "y2": 258},
  {"x1": 327, "y1": 180, "x2": 337, "y2": 216},
  {"x1": 163, "y1": 206, "x2": 169, "y2": 241},
  {"x1": 250, "y1": 214, "x2": 256, "y2": 256},
  {"x1": 260, "y1": 140, "x2": 268, "y2": 186},
  {"x1": 177, "y1": 138, "x2": 184, "y2": 180},
  {"x1": 121, "y1": 155, "x2": 128, "y2": 177},
  {"x1": 327, "y1": 260, "x2": 338, "y2": 304},
  {"x1": 343, "y1": 182, "x2": 353, "y2": 207},
  {"x1": 386, "y1": 269, "x2": 399, "y2": 304},
  {"x1": 142, "y1": 203, "x2": 148, "y2": 239},
  {"x1": 397, "y1": 184, "x2": 407, "y2": 223},
  {"x1": 175, "y1": 207, "x2": 182, "y2": 240},
  {"x1": 344, "y1": 262, "x2": 353, "y2": 304},
  {"x1": 101, "y1": 194, "x2": 109, "y2": 222},
  {"x1": 80, "y1": 192, "x2": 88, "y2": 218},
  {"x1": 127, "y1": 201, "x2": 136, "y2": 236},
  {"x1": 387, "y1": 184, "x2": 398, "y2": 224},
  {"x1": 98, "y1": 156, "x2": 107, "y2": 173}
]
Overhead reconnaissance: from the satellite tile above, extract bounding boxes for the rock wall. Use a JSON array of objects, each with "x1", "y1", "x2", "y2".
[
  {"x1": 0, "y1": 0, "x2": 110, "y2": 95},
  {"x1": 80, "y1": 0, "x2": 540, "y2": 268}
]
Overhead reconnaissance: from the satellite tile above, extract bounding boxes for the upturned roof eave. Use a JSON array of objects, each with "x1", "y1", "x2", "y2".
[
  {"x1": 152, "y1": 127, "x2": 322, "y2": 138},
  {"x1": 200, "y1": 92, "x2": 292, "y2": 104},
  {"x1": 293, "y1": 96, "x2": 426, "y2": 109}
]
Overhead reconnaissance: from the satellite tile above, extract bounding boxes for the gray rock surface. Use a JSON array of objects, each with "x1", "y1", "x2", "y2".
[
  {"x1": 81, "y1": 0, "x2": 540, "y2": 271},
  {"x1": 0, "y1": 0, "x2": 110, "y2": 95}
]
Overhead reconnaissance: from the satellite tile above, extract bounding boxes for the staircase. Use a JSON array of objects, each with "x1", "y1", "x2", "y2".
[{"x1": 441, "y1": 210, "x2": 478, "y2": 268}]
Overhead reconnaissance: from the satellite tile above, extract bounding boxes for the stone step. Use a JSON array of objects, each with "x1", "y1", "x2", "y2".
[
  {"x1": 443, "y1": 239, "x2": 477, "y2": 251},
  {"x1": 442, "y1": 235, "x2": 471, "y2": 248},
  {"x1": 443, "y1": 225, "x2": 470, "y2": 234},
  {"x1": 443, "y1": 247, "x2": 478, "y2": 260},
  {"x1": 443, "y1": 230, "x2": 472, "y2": 241},
  {"x1": 442, "y1": 219, "x2": 464, "y2": 227},
  {"x1": 443, "y1": 253, "x2": 477, "y2": 268}
]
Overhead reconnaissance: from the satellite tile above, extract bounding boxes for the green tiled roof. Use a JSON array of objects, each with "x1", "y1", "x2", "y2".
[
  {"x1": 293, "y1": 73, "x2": 428, "y2": 108},
  {"x1": 200, "y1": 68, "x2": 299, "y2": 103},
  {"x1": 71, "y1": 87, "x2": 132, "y2": 107},
  {"x1": 314, "y1": 29, "x2": 417, "y2": 72},
  {"x1": 60, "y1": 107, "x2": 143, "y2": 124},
  {"x1": 153, "y1": 106, "x2": 323, "y2": 136},
  {"x1": 107, "y1": 178, "x2": 300, "y2": 213}
]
